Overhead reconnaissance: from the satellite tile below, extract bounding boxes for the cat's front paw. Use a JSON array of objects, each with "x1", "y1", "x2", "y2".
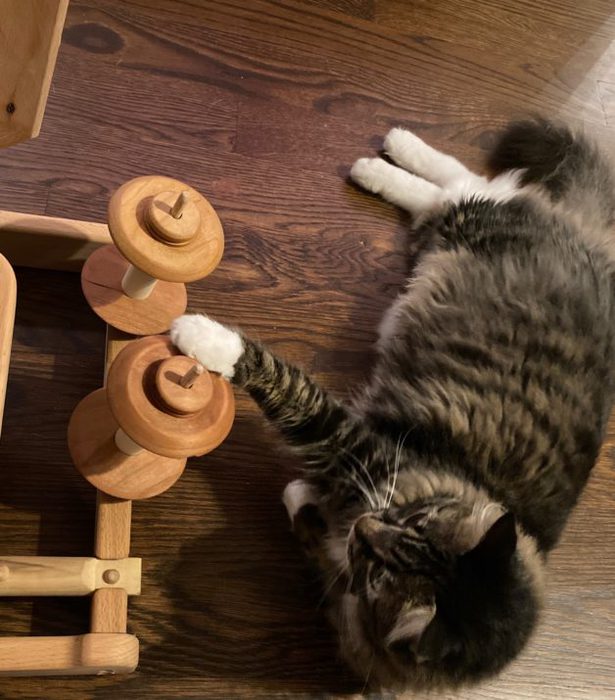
[{"x1": 170, "y1": 314, "x2": 244, "y2": 380}]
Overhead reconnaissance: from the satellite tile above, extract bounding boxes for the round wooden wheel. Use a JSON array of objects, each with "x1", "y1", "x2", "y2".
[
  {"x1": 107, "y1": 335, "x2": 235, "y2": 458},
  {"x1": 107, "y1": 175, "x2": 224, "y2": 283},
  {"x1": 81, "y1": 245, "x2": 187, "y2": 335},
  {"x1": 67, "y1": 389, "x2": 187, "y2": 500}
]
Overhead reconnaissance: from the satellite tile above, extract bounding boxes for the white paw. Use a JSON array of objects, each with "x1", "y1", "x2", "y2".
[
  {"x1": 384, "y1": 126, "x2": 425, "y2": 157},
  {"x1": 383, "y1": 126, "x2": 422, "y2": 163},
  {"x1": 170, "y1": 314, "x2": 244, "y2": 380},
  {"x1": 282, "y1": 479, "x2": 319, "y2": 522},
  {"x1": 350, "y1": 157, "x2": 391, "y2": 194}
]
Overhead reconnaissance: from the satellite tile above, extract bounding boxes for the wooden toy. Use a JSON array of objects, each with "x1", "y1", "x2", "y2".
[
  {"x1": 0, "y1": 0, "x2": 68, "y2": 149},
  {"x1": 68, "y1": 335, "x2": 235, "y2": 500},
  {"x1": 81, "y1": 176, "x2": 224, "y2": 335},
  {"x1": 0, "y1": 3, "x2": 234, "y2": 676},
  {"x1": 0, "y1": 175, "x2": 233, "y2": 675}
]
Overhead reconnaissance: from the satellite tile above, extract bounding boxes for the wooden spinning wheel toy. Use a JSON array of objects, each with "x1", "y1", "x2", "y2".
[
  {"x1": 0, "y1": 0, "x2": 234, "y2": 677},
  {"x1": 0, "y1": 173, "x2": 234, "y2": 676}
]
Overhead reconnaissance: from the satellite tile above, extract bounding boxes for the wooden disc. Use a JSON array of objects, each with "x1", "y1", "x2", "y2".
[
  {"x1": 67, "y1": 389, "x2": 187, "y2": 500},
  {"x1": 107, "y1": 336, "x2": 235, "y2": 458},
  {"x1": 81, "y1": 245, "x2": 187, "y2": 335},
  {"x1": 107, "y1": 175, "x2": 224, "y2": 283},
  {"x1": 155, "y1": 356, "x2": 213, "y2": 415}
]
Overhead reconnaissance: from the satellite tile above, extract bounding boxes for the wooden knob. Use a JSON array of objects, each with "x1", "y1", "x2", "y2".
[
  {"x1": 146, "y1": 190, "x2": 200, "y2": 246},
  {"x1": 155, "y1": 357, "x2": 212, "y2": 415},
  {"x1": 106, "y1": 336, "x2": 234, "y2": 458},
  {"x1": 107, "y1": 175, "x2": 224, "y2": 283}
]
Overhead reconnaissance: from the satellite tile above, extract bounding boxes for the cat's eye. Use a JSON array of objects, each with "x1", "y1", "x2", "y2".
[{"x1": 403, "y1": 512, "x2": 428, "y2": 532}]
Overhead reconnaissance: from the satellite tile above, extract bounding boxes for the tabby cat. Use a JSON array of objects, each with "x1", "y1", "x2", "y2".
[{"x1": 170, "y1": 119, "x2": 615, "y2": 691}]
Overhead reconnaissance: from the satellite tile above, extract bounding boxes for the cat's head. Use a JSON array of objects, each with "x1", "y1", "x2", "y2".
[{"x1": 337, "y1": 497, "x2": 545, "y2": 689}]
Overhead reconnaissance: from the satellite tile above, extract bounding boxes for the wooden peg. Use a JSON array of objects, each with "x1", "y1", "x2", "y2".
[
  {"x1": 170, "y1": 190, "x2": 190, "y2": 219},
  {"x1": 179, "y1": 363, "x2": 204, "y2": 389}
]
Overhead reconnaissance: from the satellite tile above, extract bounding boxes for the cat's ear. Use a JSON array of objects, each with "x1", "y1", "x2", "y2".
[
  {"x1": 386, "y1": 603, "x2": 436, "y2": 654},
  {"x1": 467, "y1": 511, "x2": 517, "y2": 564}
]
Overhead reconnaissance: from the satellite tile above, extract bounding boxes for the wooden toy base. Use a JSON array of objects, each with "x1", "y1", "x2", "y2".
[
  {"x1": 81, "y1": 245, "x2": 187, "y2": 335},
  {"x1": 68, "y1": 388, "x2": 187, "y2": 500},
  {"x1": 0, "y1": 634, "x2": 139, "y2": 676}
]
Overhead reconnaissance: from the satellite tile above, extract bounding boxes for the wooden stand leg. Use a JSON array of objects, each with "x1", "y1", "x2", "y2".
[
  {"x1": 91, "y1": 589, "x2": 128, "y2": 634},
  {"x1": 95, "y1": 493, "x2": 132, "y2": 560},
  {"x1": 0, "y1": 634, "x2": 138, "y2": 676}
]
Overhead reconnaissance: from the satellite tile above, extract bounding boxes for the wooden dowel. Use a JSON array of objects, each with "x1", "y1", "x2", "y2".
[
  {"x1": 120, "y1": 264, "x2": 157, "y2": 299},
  {"x1": 114, "y1": 428, "x2": 143, "y2": 456},
  {"x1": 95, "y1": 493, "x2": 132, "y2": 560},
  {"x1": 0, "y1": 556, "x2": 140, "y2": 596},
  {"x1": 91, "y1": 589, "x2": 128, "y2": 633}
]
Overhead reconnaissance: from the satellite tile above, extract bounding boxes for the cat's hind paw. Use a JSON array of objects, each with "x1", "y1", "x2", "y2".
[
  {"x1": 170, "y1": 314, "x2": 244, "y2": 380},
  {"x1": 350, "y1": 157, "x2": 390, "y2": 195}
]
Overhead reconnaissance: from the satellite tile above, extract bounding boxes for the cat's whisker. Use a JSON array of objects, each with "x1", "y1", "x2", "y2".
[
  {"x1": 361, "y1": 652, "x2": 376, "y2": 695},
  {"x1": 386, "y1": 431, "x2": 409, "y2": 509},
  {"x1": 344, "y1": 468, "x2": 378, "y2": 510},
  {"x1": 340, "y1": 454, "x2": 379, "y2": 510},
  {"x1": 318, "y1": 562, "x2": 348, "y2": 608},
  {"x1": 339, "y1": 446, "x2": 383, "y2": 510},
  {"x1": 383, "y1": 448, "x2": 393, "y2": 512}
]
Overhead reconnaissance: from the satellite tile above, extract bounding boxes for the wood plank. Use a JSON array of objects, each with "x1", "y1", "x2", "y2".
[
  {"x1": 0, "y1": 210, "x2": 111, "y2": 271},
  {"x1": 0, "y1": 634, "x2": 138, "y2": 675},
  {"x1": 0, "y1": 254, "x2": 16, "y2": 436},
  {"x1": 0, "y1": 0, "x2": 68, "y2": 147}
]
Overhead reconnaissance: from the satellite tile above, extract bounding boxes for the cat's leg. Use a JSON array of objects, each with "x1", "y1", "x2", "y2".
[
  {"x1": 383, "y1": 128, "x2": 525, "y2": 204},
  {"x1": 383, "y1": 127, "x2": 474, "y2": 186},
  {"x1": 170, "y1": 314, "x2": 372, "y2": 475},
  {"x1": 350, "y1": 157, "x2": 443, "y2": 217}
]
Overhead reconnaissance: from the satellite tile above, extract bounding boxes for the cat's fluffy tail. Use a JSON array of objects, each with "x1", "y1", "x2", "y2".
[{"x1": 488, "y1": 118, "x2": 615, "y2": 231}]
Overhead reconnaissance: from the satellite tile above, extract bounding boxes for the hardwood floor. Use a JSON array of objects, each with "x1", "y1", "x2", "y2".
[{"x1": 0, "y1": 0, "x2": 614, "y2": 697}]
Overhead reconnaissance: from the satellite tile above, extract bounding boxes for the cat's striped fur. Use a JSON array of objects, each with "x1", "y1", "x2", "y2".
[{"x1": 171, "y1": 119, "x2": 615, "y2": 691}]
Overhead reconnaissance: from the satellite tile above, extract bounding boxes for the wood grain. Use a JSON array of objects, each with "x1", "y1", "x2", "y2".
[
  {"x1": 90, "y1": 588, "x2": 128, "y2": 634},
  {"x1": 0, "y1": 0, "x2": 613, "y2": 697},
  {"x1": 95, "y1": 493, "x2": 132, "y2": 560},
  {"x1": 0, "y1": 0, "x2": 68, "y2": 147}
]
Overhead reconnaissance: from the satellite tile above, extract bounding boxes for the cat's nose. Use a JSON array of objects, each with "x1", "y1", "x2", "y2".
[
  {"x1": 351, "y1": 515, "x2": 389, "y2": 556},
  {"x1": 350, "y1": 514, "x2": 401, "y2": 566},
  {"x1": 354, "y1": 514, "x2": 384, "y2": 543}
]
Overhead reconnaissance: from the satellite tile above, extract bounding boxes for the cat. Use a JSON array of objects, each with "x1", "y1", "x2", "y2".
[{"x1": 170, "y1": 119, "x2": 615, "y2": 692}]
